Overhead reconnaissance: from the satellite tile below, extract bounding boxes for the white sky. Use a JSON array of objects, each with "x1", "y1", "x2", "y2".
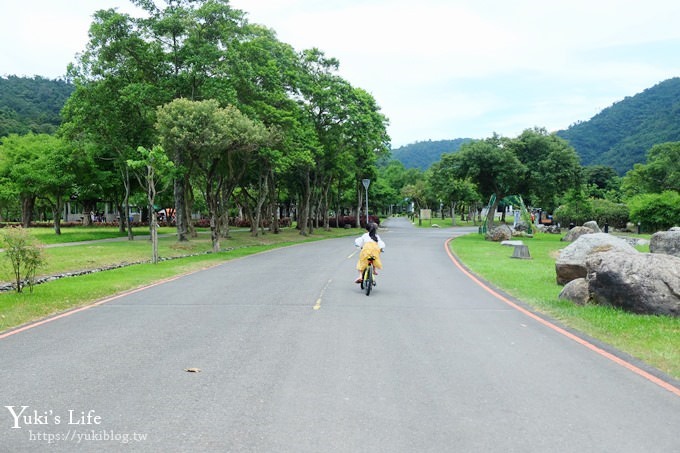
[{"x1": 3, "y1": 0, "x2": 680, "y2": 147}]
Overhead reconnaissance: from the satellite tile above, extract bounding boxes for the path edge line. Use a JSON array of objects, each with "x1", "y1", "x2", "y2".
[{"x1": 444, "y1": 237, "x2": 680, "y2": 398}]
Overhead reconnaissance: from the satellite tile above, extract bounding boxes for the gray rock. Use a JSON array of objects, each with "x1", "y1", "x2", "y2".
[
  {"x1": 586, "y1": 251, "x2": 680, "y2": 317},
  {"x1": 649, "y1": 230, "x2": 680, "y2": 258},
  {"x1": 485, "y1": 224, "x2": 513, "y2": 242},
  {"x1": 555, "y1": 233, "x2": 638, "y2": 285},
  {"x1": 583, "y1": 220, "x2": 601, "y2": 233},
  {"x1": 501, "y1": 240, "x2": 524, "y2": 247},
  {"x1": 561, "y1": 226, "x2": 595, "y2": 242},
  {"x1": 558, "y1": 278, "x2": 590, "y2": 306},
  {"x1": 514, "y1": 220, "x2": 531, "y2": 232},
  {"x1": 619, "y1": 236, "x2": 649, "y2": 248}
]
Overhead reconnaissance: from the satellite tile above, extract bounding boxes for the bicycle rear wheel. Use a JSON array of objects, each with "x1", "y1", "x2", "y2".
[{"x1": 364, "y1": 264, "x2": 373, "y2": 296}]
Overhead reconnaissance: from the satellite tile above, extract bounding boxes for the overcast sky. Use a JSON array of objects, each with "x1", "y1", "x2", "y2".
[{"x1": 3, "y1": 0, "x2": 680, "y2": 147}]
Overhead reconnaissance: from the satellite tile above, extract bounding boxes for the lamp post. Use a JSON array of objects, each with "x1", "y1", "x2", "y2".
[{"x1": 362, "y1": 179, "x2": 370, "y2": 226}]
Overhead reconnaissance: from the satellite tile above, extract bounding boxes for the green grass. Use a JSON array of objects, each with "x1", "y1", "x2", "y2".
[
  {"x1": 449, "y1": 232, "x2": 680, "y2": 380},
  {"x1": 26, "y1": 226, "x2": 179, "y2": 244},
  {"x1": 0, "y1": 226, "x2": 359, "y2": 332}
]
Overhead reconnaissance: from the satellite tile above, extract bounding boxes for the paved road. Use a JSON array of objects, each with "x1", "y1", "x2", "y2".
[{"x1": 1, "y1": 217, "x2": 679, "y2": 452}]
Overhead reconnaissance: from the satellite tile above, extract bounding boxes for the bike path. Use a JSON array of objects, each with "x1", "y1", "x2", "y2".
[{"x1": 0, "y1": 217, "x2": 678, "y2": 452}]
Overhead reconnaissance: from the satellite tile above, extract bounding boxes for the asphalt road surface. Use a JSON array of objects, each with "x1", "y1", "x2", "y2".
[{"x1": 1, "y1": 217, "x2": 679, "y2": 452}]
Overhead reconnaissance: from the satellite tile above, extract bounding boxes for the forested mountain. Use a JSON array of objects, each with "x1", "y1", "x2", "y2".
[
  {"x1": 0, "y1": 75, "x2": 74, "y2": 137},
  {"x1": 390, "y1": 138, "x2": 473, "y2": 170},
  {"x1": 556, "y1": 77, "x2": 680, "y2": 174}
]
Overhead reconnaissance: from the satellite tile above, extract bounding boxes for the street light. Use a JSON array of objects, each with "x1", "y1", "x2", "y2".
[{"x1": 362, "y1": 179, "x2": 370, "y2": 225}]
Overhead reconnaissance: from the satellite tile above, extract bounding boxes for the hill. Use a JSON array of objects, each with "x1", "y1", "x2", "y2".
[
  {"x1": 390, "y1": 138, "x2": 473, "y2": 170},
  {"x1": 0, "y1": 75, "x2": 74, "y2": 137},
  {"x1": 556, "y1": 77, "x2": 680, "y2": 174}
]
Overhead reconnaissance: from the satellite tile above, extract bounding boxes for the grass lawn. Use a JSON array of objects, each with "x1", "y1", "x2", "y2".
[
  {"x1": 449, "y1": 231, "x2": 680, "y2": 380},
  {"x1": 25, "y1": 226, "x2": 180, "y2": 244}
]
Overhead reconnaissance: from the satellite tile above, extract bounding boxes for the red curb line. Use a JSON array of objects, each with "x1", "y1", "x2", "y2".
[
  {"x1": 444, "y1": 237, "x2": 680, "y2": 398},
  {"x1": 0, "y1": 275, "x2": 185, "y2": 340}
]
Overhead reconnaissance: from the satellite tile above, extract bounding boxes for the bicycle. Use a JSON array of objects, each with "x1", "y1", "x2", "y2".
[{"x1": 360, "y1": 256, "x2": 377, "y2": 296}]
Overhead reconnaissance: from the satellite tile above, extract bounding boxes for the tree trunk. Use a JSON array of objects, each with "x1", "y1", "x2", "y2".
[
  {"x1": 21, "y1": 196, "x2": 35, "y2": 228},
  {"x1": 298, "y1": 172, "x2": 311, "y2": 236},
  {"x1": 82, "y1": 201, "x2": 95, "y2": 227},
  {"x1": 207, "y1": 188, "x2": 221, "y2": 253},
  {"x1": 119, "y1": 167, "x2": 134, "y2": 240},
  {"x1": 252, "y1": 169, "x2": 269, "y2": 237},
  {"x1": 486, "y1": 195, "x2": 501, "y2": 230},
  {"x1": 147, "y1": 173, "x2": 159, "y2": 264},
  {"x1": 356, "y1": 184, "x2": 363, "y2": 228},
  {"x1": 52, "y1": 202, "x2": 62, "y2": 235},
  {"x1": 269, "y1": 172, "x2": 280, "y2": 234},
  {"x1": 174, "y1": 175, "x2": 188, "y2": 242},
  {"x1": 186, "y1": 182, "x2": 197, "y2": 238},
  {"x1": 151, "y1": 210, "x2": 159, "y2": 264},
  {"x1": 322, "y1": 178, "x2": 331, "y2": 231}
]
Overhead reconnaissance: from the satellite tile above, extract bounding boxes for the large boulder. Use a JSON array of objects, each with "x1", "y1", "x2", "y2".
[
  {"x1": 582, "y1": 221, "x2": 601, "y2": 233},
  {"x1": 561, "y1": 226, "x2": 595, "y2": 242},
  {"x1": 649, "y1": 230, "x2": 680, "y2": 258},
  {"x1": 585, "y1": 251, "x2": 680, "y2": 316},
  {"x1": 536, "y1": 224, "x2": 561, "y2": 234},
  {"x1": 558, "y1": 278, "x2": 590, "y2": 306},
  {"x1": 485, "y1": 224, "x2": 512, "y2": 242},
  {"x1": 555, "y1": 233, "x2": 638, "y2": 285}
]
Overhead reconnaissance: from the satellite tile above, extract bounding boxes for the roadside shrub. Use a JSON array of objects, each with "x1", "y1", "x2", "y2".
[
  {"x1": 592, "y1": 199, "x2": 629, "y2": 229},
  {"x1": 192, "y1": 217, "x2": 293, "y2": 229},
  {"x1": 553, "y1": 188, "x2": 594, "y2": 227},
  {"x1": 0, "y1": 226, "x2": 46, "y2": 293},
  {"x1": 628, "y1": 191, "x2": 680, "y2": 232},
  {"x1": 553, "y1": 201, "x2": 594, "y2": 227},
  {"x1": 327, "y1": 216, "x2": 380, "y2": 228}
]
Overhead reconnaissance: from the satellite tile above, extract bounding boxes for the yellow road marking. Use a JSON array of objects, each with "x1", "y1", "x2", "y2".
[{"x1": 313, "y1": 279, "x2": 333, "y2": 311}]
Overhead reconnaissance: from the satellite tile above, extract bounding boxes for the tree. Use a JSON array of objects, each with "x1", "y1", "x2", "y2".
[
  {"x1": 61, "y1": 0, "x2": 386, "y2": 240},
  {"x1": 584, "y1": 164, "x2": 620, "y2": 199},
  {"x1": 0, "y1": 134, "x2": 76, "y2": 232},
  {"x1": 0, "y1": 134, "x2": 39, "y2": 227},
  {"x1": 553, "y1": 187, "x2": 594, "y2": 227},
  {"x1": 621, "y1": 142, "x2": 680, "y2": 198},
  {"x1": 295, "y1": 48, "x2": 388, "y2": 232},
  {"x1": 508, "y1": 127, "x2": 583, "y2": 212},
  {"x1": 401, "y1": 180, "x2": 428, "y2": 224},
  {"x1": 128, "y1": 145, "x2": 175, "y2": 263},
  {"x1": 452, "y1": 135, "x2": 525, "y2": 228},
  {"x1": 0, "y1": 226, "x2": 45, "y2": 293},
  {"x1": 156, "y1": 98, "x2": 269, "y2": 252},
  {"x1": 427, "y1": 153, "x2": 479, "y2": 225},
  {"x1": 63, "y1": 5, "x2": 164, "y2": 239}
]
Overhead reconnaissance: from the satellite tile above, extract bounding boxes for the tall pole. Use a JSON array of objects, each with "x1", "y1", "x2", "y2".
[{"x1": 362, "y1": 179, "x2": 370, "y2": 226}]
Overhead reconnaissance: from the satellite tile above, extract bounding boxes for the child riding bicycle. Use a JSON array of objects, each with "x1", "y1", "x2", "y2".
[{"x1": 354, "y1": 222, "x2": 385, "y2": 283}]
